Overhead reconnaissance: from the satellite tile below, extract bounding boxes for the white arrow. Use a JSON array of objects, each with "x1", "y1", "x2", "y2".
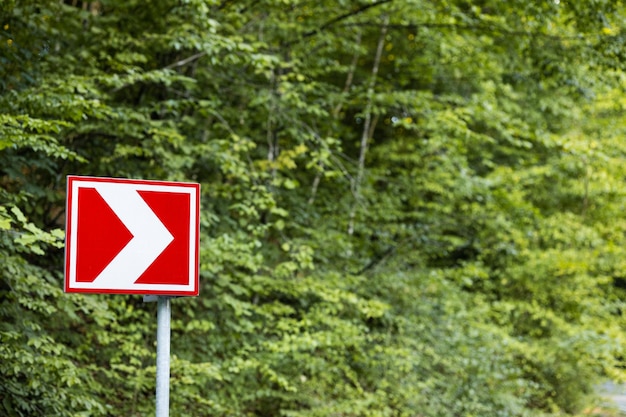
[{"x1": 92, "y1": 183, "x2": 173, "y2": 288}]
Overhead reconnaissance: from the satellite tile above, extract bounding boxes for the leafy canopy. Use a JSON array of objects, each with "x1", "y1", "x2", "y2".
[{"x1": 2, "y1": 0, "x2": 626, "y2": 416}]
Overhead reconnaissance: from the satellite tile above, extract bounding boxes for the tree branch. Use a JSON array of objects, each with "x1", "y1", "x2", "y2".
[
  {"x1": 354, "y1": 245, "x2": 396, "y2": 275},
  {"x1": 348, "y1": 15, "x2": 389, "y2": 236},
  {"x1": 285, "y1": 0, "x2": 392, "y2": 46},
  {"x1": 339, "y1": 21, "x2": 586, "y2": 41},
  {"x1": 309, "y1": 30, "x2": 362, "y2": 205},
  {"x1": 165, "y1": 52, "x2": 207, "y2": 70}
]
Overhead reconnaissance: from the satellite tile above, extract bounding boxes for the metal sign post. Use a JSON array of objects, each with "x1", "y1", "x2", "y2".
[{"x1": 156, "y1": 296, "x2": 171, "y2": 417}]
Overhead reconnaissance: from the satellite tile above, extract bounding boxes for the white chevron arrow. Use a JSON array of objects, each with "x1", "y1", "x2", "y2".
[{"x1": 91, "y1": 183, "x2": 173, "y2": 288}]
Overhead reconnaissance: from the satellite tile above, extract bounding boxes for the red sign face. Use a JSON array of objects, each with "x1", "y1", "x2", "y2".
[{"x1": 64, "y1": 176, "x2": 200, "y2": 296}]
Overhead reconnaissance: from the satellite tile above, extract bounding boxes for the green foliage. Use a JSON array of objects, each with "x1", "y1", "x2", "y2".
[{"x1": 2, "y1": 0, "x2": 626, "y2": 416}]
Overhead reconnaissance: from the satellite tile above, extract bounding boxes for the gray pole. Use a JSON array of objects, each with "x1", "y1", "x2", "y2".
[{"x1": 156, "y1": 296, "x2": 171, "y2": 417}]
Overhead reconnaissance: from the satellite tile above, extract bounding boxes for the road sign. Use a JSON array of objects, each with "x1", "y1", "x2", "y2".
[{"x1": 64, "y1": 175, "x2": 200, "y2": 296}]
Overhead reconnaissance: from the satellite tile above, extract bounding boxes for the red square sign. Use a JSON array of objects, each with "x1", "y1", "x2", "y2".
[{"x1": 64, "y1": 176, "x2": 200, "y2": 296}]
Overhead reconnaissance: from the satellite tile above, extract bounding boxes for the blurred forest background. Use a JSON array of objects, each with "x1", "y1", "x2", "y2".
[{"x1": 2, "y1": 0, "x2": 626, "y2": 416}]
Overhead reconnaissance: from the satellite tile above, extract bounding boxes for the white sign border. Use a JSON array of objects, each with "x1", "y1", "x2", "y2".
[{"x1": 65, "y1": 176, "x2": 199, "y2": 295}]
